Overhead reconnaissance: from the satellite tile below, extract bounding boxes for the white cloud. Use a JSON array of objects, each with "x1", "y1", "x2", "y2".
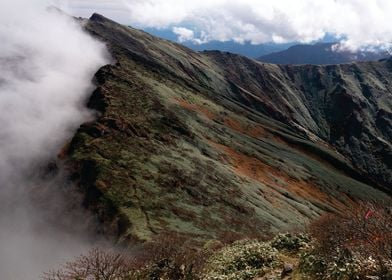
[
  {"x1": 0, "y1": 0, "x2": 109, "y2": 278},
  {"x1": 64, "y1": 0, "x2": 392, "y2": 51},
  {"x1": 172, "y1": 26, "x2": 207, "y2": 44},
  {"x1": 173, "y1": 27, "x2": 195, "y2": 42}
]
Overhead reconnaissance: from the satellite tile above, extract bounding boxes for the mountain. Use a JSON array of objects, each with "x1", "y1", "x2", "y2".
[
  {"x1": 258, "y1": 42, "x2": 389, "y2": 65},
  {"x1": 66, "y1": 14, "x2": 391, "y2": 243},
  {"x1": 183, "y1": 41, "x2": 292, "y2": 59},
  {"x1": 143, "y1": 28, "x2": 293, "y2": 58}
]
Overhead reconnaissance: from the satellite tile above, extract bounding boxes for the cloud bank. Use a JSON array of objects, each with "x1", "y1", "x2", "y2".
[
  {"x1": 66, "y1": 0, "x2": 392, "y2": 51},
  {"x1": 0, "y1": 0, "x2": 109, "y2": 278}
]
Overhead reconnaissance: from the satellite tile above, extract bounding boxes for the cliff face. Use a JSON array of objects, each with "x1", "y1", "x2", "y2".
[{"x1": 67, "y1": 14, "x2": 391, "y2": 243}]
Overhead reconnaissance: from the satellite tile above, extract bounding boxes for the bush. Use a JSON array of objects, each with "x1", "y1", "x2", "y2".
[
  {"x1": 42, "y1": 248, "x2": 135, "y2": 280},
  {"x1": 299, "y1": 247, "x2": 363, "y2": 280},
  {"x1": 135, "y1": 232, "x2": 212, "y2": 279},
  {"x1": 43, "y1": 233, "x2": 212, "y2": 280},
  {"x1": 302, "y1": 201, "x2": 392, "y2": 280},
  {"x1": 202, "y1": 240, "x2": 280, "y2": 280},
  {"x1": 271, "y1": 232, "x2": 311, "y2": 252}
]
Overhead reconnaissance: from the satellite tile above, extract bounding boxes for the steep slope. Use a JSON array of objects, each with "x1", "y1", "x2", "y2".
[
  {"x1": 209, "y1": 53, "x2": 392, "y2": 191},
  {"x1": 66, "y1": 14, "x2": 391, "y2": 243},
  {"x1": 258, "y1": 42, "x2": 389, "y2": 65}
]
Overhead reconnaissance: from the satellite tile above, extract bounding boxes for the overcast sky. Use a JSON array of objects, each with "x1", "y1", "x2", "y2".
[{"x1": 62, "y1": 0, "x2": 392, "y2": 51}]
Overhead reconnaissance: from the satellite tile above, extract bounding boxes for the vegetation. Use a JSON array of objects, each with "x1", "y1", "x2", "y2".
[
  {"x1": 43, "y1": 201, "x2": 391, "y2": 280},
  {"x1": 301, "y1": 202, "x2": 392, "y2": 280},
  {"x1": 202, "y1": 240, "x2": 279, "y2": 279},
  {"x1": 271, "y1": 232, "x2": 311, "y2": 252},
  {"x1": 43, "y1": 249, "x2": 135, "y2": 280}
]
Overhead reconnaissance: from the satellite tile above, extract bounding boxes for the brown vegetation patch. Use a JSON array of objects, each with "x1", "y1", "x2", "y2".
[
  {"x1": 224, "y1": 117, "x2": 267, "y2": 138},
  {"x1": 208, "y1": 140, "x2": 347, "y2": 212},
  {"x1": 174, "y1": 98, "x2": 216, "y2": 120}
]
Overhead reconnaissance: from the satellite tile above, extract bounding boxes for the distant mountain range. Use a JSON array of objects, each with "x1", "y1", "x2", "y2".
[
  {"x1": 139, "y1": 28, "x2": 390, "y2": 64},
  {"x1": 258, "y1": 42, "x2": 390, "y2": 64},
  {"x1": 182, "y1": 40, "x2": 292, "y2": 58},
  {"x1": 142, "y1": 27, "x2": 293, "y2": 58}
]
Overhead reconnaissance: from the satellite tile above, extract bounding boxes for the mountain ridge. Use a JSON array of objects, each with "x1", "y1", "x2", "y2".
[
  {"x1": 65, "y1": 13, "x2": 391, "y2": 243},
  {"x1": 258, "y1": 42, "x2": 390, "y2": 65}
]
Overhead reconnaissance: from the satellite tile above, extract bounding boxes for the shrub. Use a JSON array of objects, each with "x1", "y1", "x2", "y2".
[
  {"x1": 303, "y1": 201, "x2": 392, "y2": 280},
  {"x1": 271, "y1": 232, "x2": 311, "y2": 252},
  {"x1": 42, "y1": 248, "x2": 134, "y2": 280},
  {"x1": 134, "y1": 232, "x2": 212, "y2": 279},
  {"x1": 299, "y1": 247, "x2": 363, "y2": 280},
  {"x1": 202, "y1": 240, "x2": 280, "y2": 280},
  {"x1": 43, "y1": 233, "x2": 211, "y2": 280}
]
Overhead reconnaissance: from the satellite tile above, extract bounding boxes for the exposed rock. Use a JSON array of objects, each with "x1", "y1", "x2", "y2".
[{"x1": 281, "y1": 263, "x2": 294, "y2": 278}]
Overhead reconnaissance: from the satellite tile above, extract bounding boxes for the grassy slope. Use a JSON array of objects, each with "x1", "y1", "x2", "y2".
[{"x1": 65, "y1": 14, "x2": 390, "y2": 243}]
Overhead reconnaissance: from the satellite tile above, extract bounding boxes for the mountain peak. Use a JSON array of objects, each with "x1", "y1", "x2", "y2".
[{"x1": 89, "y1": 13, "x2": 111, "y2": 23}]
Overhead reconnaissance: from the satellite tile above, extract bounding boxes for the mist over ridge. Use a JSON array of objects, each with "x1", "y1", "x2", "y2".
[{"x1": 0, "y1": 1, "x2": 109, "y2": 278}]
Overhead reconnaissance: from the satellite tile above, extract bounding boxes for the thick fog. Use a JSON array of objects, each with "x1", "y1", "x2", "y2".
[{"x1": 0, "y1": 0, "x2": 109, "y2": 278}]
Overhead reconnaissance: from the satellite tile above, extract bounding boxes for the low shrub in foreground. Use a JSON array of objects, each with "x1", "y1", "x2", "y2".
[
  {"x1": 202, "y1": 239, "x2": 280, "y2": 280},
  {"x1": 271, "y1": 232, "x2": 311, "y2": 253},
  {"x1": 43, "y1": 233, "x2": 213, "y2": 280},
  {"x1": 42, "y1": 201, "x2": 392, "y2": 280},
  {"x1": 301, "y1": 201, "x2": 392, "y2": 280},
  {"x1": 42, "y1": 248, "x2": 135, "y2": 280}
]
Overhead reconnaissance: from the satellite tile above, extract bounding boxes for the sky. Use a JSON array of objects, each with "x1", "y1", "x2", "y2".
[{"x1": 61, "y1": 0, "x2": 392, "y2": 52}]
